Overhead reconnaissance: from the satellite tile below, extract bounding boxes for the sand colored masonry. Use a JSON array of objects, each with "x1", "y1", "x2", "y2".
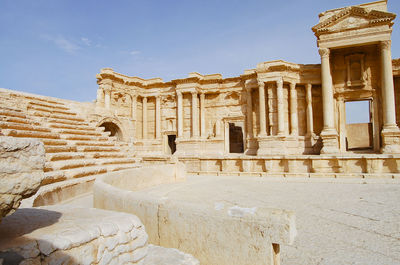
[{"x1": 1, "y1": 1, "x2": 400, "y2": 264}]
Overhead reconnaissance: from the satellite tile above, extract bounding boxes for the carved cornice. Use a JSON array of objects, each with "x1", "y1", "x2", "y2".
[{"x1": 312, "y1": 6, "x2": 396, "y2": 36}]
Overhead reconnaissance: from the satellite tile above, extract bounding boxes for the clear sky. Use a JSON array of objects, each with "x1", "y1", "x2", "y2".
[{"x1": 1, "y1": 0, "x2": 399, "y2": 107}]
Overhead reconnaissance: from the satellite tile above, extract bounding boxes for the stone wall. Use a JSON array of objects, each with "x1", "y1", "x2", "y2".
[
  {"x1": 93, "y1": 164, "x2": 296, "y2": 265},
  {"x1": 0, "y1": 136, "x2": 45, "y2": 221}
]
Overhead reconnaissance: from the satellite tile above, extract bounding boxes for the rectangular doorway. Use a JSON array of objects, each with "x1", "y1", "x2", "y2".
[
  {"x1": 229, "y1": 123, "x2": 244, "y2": 153},
  {"x1": 345, "y1": 100, "x2": 373, "y2": 151},
  {"x1": 167, "y1": 135, "x2": 176, "y2": 154}
]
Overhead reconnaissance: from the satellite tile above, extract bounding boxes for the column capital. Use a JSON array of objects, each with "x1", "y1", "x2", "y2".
[
  {"x1": 176, "y1": 90, "x2": 182, "y2": 97},
  {"x1": 380, "y1": 40, "x2": 391, "y2": 50},
  {"x1": 200, "y1": 92, "x2": 205, "y2": 98},
  {"x1": 258, "y1": 81, "x2": 265, "y2": 88},
  {"x1": 191, "y1": 91, "x2": 198, "y2": 96},
  {"x1": 289, "y1": 82, "x2": 296, "y2": 90},
  {"x1": 305, "y1": 83, "x2": 312, "y2": 90},
  {"x1": 276, "y1": 77, "x2": 283, "y2": 87},
  {"x1": 319, "y1": 48, "x2": 330, "y2": 58}
]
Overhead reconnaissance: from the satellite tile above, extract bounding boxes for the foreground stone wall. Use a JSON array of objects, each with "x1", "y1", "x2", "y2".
[
  {"x1": 94, "y1": 164, "x2": 296, "y2": 265},
  {"x1": 0, "y1": 136, "x2": 45, "y2": 221}
]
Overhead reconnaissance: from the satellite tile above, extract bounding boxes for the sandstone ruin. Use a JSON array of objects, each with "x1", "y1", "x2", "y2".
[{"x1": 1, "y1": 0, "x2": 400, "y2": 264}]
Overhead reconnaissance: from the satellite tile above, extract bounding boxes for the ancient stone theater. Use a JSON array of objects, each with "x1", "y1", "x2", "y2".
[{"x1": 1, "y1": 1, "x2": 400, "y2": 265}]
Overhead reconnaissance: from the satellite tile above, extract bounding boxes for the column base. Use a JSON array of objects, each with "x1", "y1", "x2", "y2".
[
  {"x1": 381, "y1": 126, "x2": 400, "y2": 154},
  {"x1": 320, "y1": 129, "x2": 339, "y2": 154}
]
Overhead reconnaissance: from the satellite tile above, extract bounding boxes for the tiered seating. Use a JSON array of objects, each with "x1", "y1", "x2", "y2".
[{"x1": 0, "y1": 90, "x2": 140, "y2": 204}]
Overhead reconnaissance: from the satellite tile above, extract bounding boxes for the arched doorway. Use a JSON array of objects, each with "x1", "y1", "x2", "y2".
[{"x1": 99, "y1": 121, "x2": 123, "y2": 141}]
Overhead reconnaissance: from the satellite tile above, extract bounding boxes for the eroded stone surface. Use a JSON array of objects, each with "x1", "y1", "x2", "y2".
[
  {"x1": 143, "y1": 244, "x2": 200, "y2": 265},
  {"x1": 0, "y1": 136, "x2": 45, "y2": 221},
  {"x1": 0, "y1": 206, "x2": 148, "y2": 264}
]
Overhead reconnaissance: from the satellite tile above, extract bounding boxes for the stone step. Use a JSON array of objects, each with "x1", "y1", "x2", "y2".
[
  {"x1": 46, "y1": 118, "x2": 90, "y2": 126},
  {"x1": 24, "y1": 95, "x2": 66, "y2": 107},
  {"x1": 0, "y1": 115, "x2": 40, "y2": 126},
  {"x1": 42, "y1": 163, "x2": 140, "y2": 185},
  {"x1": 28, "y1": 100, "x2": 70, "y2": 110},
  {"x1": 100, "y1": 157, "x2": 138, "y2": 165},
  {"x1": 54, "y1": 128, "x2": 103, "y2": 137},
  {"x1": 0, "y1": 121, "x2": 51, "y2": 133},
  {"x1": 78, "y1": 145, "x2": 121, "y2": 152},
  {"x1": 92, "y1": 152, "x2": 126, "y2": 159},
  {"x1": 45, "y1": 159, "x2": 97, "y2": 172},
  {"x1": 49, "y1": 122, "x2": 105, "y2": 132},
  {"x1": 45, "y1": 145, "x2": 77, "y2": 153},
  {"x1": 46, "y1": 152, "x2": 86, "y2": 161},
  {"x1": 41, "y1": 139, "x2": 68, "y2": 146},
  {"x1": 31, "y1": 111, "x2": 85, "y2": 122},
  {"x1": 2, "y1": 129, "x2": 60, "y2": 139},
  {"x1": 74, "y1": 140, "x2": 115, "y2": 147},
  {"x1": 0, "y1": 109, "x2": 27, "y2": 119},
  {"x1": 65, "y1": 165, "x2": 108, "y2": 179},
  {"x1": 28, "y1": 104, "x2": 77, "y2": 116},
  {"x1": 61, "y1": 134, "x2": 109, "y2": 141}
]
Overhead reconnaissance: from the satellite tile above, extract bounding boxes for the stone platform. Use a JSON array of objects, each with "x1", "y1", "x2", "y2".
[{"x1": 133, "y1": 174, "x2": 400, "y2": 265}]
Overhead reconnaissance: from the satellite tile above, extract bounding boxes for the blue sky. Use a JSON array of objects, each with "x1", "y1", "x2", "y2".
[{"x1": 1, "y1": 0, "x2": 399, "y2": 108}]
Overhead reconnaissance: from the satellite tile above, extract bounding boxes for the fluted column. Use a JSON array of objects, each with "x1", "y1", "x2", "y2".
[
  {"x1": 276, "y1": 78, "x2": 285, "y2": 136},
  {"x1": 289, "y1": 82, "x2": 298, "y2": 135},
  {"x1": 319, "y1": 48, "x2": 335, "y2": 131},
  {"x1": 380, "y1": 40, "x2": 397, "y2": 130},
  {"x1": 200, "y1": 92, "x2": 206, "y2": 138},
  {"x1": 104, "y1": 89, "x2": 111, "y2": 110},
  {"x1": 305, "y1": 84, "x2": 314, "y2": 136},
  {"x1": 191, "y1": 91, "x2": 199, "y2": 138},
  {"x1": 177, "y1": 91, "x2": 183, "y2": 138},
  {"x1": 156, "y1": 95, "x2": 161, "y2": 139},
  {"x1": 246, "y1": 87, "x2": 254, "y2": 139},
  {"x1": 142, "y1": 97, "x2": 147, "y2": 139},
  {"x1": 258, "y1": 81, "x2": 267, "y2": 136}
]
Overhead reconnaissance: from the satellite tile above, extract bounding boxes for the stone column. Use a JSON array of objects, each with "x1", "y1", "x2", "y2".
[
  {"x1": 96, "y1": 88, "x2": 104, "y2": 108},
  {"x1": 177, "y1": 91, "x2": 183, "y2": 138},
  {"x1": 104, "y1": 88, "x2": 111, "y2": 110},
  {"x1": 319, "y1": 48, "x2": 339, "y2": 153},
  {"x1": 246, "y1": 87, "x2": 254, "y2": 140},
  {"x1": 258, "y1": 81, "x2": 267, "y2": 136},
  {"x1": 337, "y1": 96, "x2": 346, "y2": 152},
  {"x1": 142, "y1": 97, "x2": 147, "y2": 139},
  {"x1": 131, "y1": 95, "x2": 137, "y2": 121},
  {"x1": 191, "y1": 91, "x2": 199, "y2": 138},
  {"x1": 380, "y1": 41, "x2": 397, "y2": 129},
  {"x1": 200, "y1": 92, "x2": 206, "y2": 138},
  {"x1": 267, "y1": 83, "x2": 274, "y2": 135},
  {"x1": 276, "y1": 78, "x2": 285, "y2": 136},
  {"x1": 320, "y1": 48, "x2": 335, "y2": 131},
  {"x1": 289, "y1": 82, "x2": 298, "y2": 135},
  {"x1": 305, "y1": 84, "x2": 314, "y2": 136},
  {"x1": 380, "y1": 40, "x2": 400, "y2": 153},
  {"x1": 156, "y1": 95, "x2": 161, "y2": 139}
]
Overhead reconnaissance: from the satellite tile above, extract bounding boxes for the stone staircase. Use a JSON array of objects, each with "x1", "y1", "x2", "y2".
[{"x1": 0, "y1": 89, "x2": 140, "y2": 205}]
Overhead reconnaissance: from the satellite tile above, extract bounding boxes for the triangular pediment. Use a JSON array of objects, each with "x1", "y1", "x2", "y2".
[{"x1": 312, "y1": 6, "x2": 396, "y2": 36}]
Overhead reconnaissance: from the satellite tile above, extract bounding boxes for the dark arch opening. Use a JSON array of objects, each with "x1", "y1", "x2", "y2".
[{"x1": 99, "y1": 122, "x2": 123, "y2": 141}]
